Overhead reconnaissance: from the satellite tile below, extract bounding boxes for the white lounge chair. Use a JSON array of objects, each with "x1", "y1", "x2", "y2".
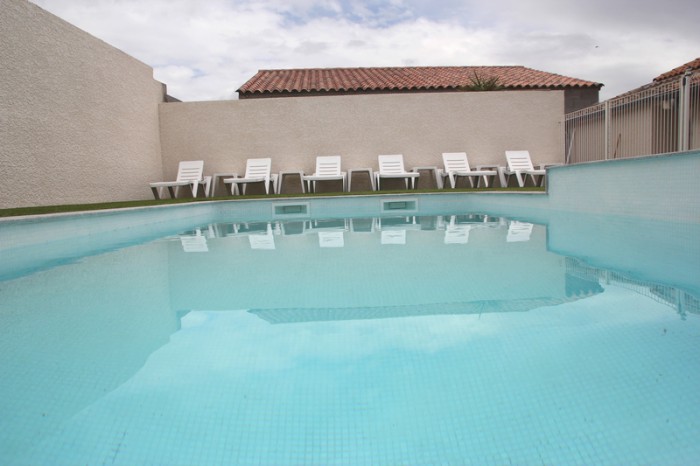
[
  {"x1": 501, "y1": 151, "x2": 547, "y2": 188},
  {"x1": 302, "y1": 155, "x2": 346, "y2": 192},
  {"x1": 440, "y1": 152, "x2": 498, "y2": 188},
  {"x1": 223, "y1": 158, "x2": 278, "y2": 195},
  {"x1": 149, "y1": 160, "x2": 211, "y2": 199},
  {"x1": 376, "y1": 154, "x2": 419, "y2": 190}
]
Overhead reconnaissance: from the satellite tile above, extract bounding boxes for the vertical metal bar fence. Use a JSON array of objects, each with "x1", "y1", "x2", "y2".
[{"x1": 565, "y1": 72, "x2": 699, "y2": 164}]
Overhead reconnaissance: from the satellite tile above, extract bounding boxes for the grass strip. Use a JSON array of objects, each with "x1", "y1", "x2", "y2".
[{"x1": 0, "y1": 187, "x2": 544, "y2": 218}]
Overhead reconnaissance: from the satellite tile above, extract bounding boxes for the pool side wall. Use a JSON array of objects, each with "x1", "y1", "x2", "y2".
[{"x1": 547, "y1": 150, "x2": 700, "y2": 223}]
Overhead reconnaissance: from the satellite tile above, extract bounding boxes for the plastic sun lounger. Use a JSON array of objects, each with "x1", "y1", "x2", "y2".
[
  {"x1": 502, "y1": 151, "x2": 547, "y2": 188},
  {"x1": 439, "y1": 152, "x2": 498, "y2": 188},
  {"x1": 224, "y1": 158, "x2": 278, "y2": 195},
  {"x1": 376, "y1": 154, "x2": 419, "y2": 190},
  {"x1": 149, "y1": 160, "x2": 211, "y2": 199},
  {"x1": 302, "y1": 155, "x2": 347, "y2": 192}
]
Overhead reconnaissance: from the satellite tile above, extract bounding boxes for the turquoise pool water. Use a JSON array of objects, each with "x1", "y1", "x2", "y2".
[{"x1": 1, "y1": 203, "x2": 699, "y2": 465}]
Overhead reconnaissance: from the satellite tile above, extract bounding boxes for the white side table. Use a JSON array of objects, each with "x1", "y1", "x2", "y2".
[
  {"x1": 212, "y1": 172, "x2": 237, "y2": 196},
  {"x1": 348, "y1": 168, "x2": 375, "y2": 191},
  {"x1": 277, "y1": 171, "x2": 306, "y2": 194}
]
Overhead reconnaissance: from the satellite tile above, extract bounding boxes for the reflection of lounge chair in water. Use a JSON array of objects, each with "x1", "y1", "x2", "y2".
[
  {"x1": 507, "y1": 221, "x2": 534, "y2": 242},
  {"x1": 381, "y1": 230, "x2": 406, "y2": 245},
  {"x1": 248, "y1": 224, "x2": 276, "y2": 250},
  {"x1": 308, "y1": 218, "x2": 347, "y2": 248},
  {"x1": 228, "y1": 222, "x2": 277, "y2": 249},
  {"x1": 180, "y1": 229, "x2": 209, "y2": 252},
  {"x1": 378, "y1": 216, "x2": 418, "y2": 245},
  {"x1": 318, "y1": 231, "x2": 345, "y2": 248},
  {"x1": 444, "y1": 216, "x2": 471, "y2": 244}
]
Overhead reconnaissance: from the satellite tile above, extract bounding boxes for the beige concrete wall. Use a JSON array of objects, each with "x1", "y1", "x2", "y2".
[
  {"x1": 159, "y1": 90, "x2": 565, "y2": 182},
  {"x1": 0, "y1": 0, "x2": 165, "y2": 209}
]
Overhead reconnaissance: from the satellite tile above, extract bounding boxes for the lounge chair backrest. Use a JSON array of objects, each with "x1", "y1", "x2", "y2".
[
  {"x1": 175, "y1": 160, "x2": 205, "y2": 182},
  {"x1": 505, "y1": 151, "x2": 535, "y2": 172},
  {"x1": 442, "y1": 152, "x2": 472, "y2": 173},
  {"x1": 244, "y1": 158, "x2": 272, "y2": 178},
  {"x1": 314, "y1": 155, "x2": 342, "y2": 176},
  {"x1": 507, "y1": 221, "x2": 534, "y2": 242},
  {"x1": 378, "y1": 154, "x2": 408, "y2": 175}
]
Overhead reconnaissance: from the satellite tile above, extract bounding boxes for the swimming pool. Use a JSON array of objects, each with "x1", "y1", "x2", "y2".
[{"x1": 1, "y1": 195, "x2": 699, "y2": 465}]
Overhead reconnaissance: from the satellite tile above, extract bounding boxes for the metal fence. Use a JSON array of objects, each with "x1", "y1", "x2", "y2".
[{"x1": 565, "y1": 71, "x2": 699, "y2": 164}]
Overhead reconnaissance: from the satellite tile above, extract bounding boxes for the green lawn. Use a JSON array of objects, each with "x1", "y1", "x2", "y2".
[{"x1": 0, "y1": 187, "x2": 545, "y2": 218}]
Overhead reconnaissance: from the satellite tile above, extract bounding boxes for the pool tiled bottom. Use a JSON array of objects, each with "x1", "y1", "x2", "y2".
[{"x1": 10, "y1": 286, "x2": 700, "y2": 465}]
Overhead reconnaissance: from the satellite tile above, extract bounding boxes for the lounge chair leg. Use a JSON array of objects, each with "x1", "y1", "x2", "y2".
[{"x1": 497, "y1": 167, "x2": 507, "y2": 188}]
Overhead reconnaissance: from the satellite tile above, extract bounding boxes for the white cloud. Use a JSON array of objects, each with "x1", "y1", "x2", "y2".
[{"x1": 30, "y1": 0, "x2": 699, "y2": 101}]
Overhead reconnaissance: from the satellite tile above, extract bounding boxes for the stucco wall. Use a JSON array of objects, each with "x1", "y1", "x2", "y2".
[
  {"x1": 0, "y1": 0, "x2": 165, "y2": 209},
  {"x1": 159, "y1": 90, "x2": 565, "y2": 183}
]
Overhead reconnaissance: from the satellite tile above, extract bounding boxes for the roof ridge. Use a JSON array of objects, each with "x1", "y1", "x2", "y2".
[
  {"x1": 238, "y1": 65, "x2": 603, "y2": 95},
  {"x1": 255, "y1": 65, "x2": 526, "y2": 72},
  {"x1": 653, "y1": 57, "x2": 700, "y2": 82}
]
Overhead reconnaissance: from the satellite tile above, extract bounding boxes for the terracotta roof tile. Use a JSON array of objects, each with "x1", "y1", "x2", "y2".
[
  {"x1": 238, "y1": 66, "x2": 602, "y2": 96},
  {"x1": 653, "y1": 57, "x2": 700, "y2": 83}
]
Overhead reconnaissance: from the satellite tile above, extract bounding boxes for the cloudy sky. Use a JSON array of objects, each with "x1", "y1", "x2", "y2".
[{"x1": 31, "y1": 0, "x2": 698, "y2": 102}]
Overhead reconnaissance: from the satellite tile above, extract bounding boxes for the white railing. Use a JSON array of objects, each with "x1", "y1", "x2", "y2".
[{"x1": 565, "y1": 71, "x2": 699, "y2": 164}]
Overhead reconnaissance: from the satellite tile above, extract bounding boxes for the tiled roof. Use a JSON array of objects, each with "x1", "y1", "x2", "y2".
[
  {"x1": 653, "y1": 57, "x2": 700, "y2": 83},
  {"x1": 237, "y1": 66, "x2": 602, "y2": 96}
]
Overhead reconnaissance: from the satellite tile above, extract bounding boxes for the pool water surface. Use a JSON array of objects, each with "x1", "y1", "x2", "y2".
[{"x1": 0, "y1": 209, "x2": 699, "y2": 465}]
